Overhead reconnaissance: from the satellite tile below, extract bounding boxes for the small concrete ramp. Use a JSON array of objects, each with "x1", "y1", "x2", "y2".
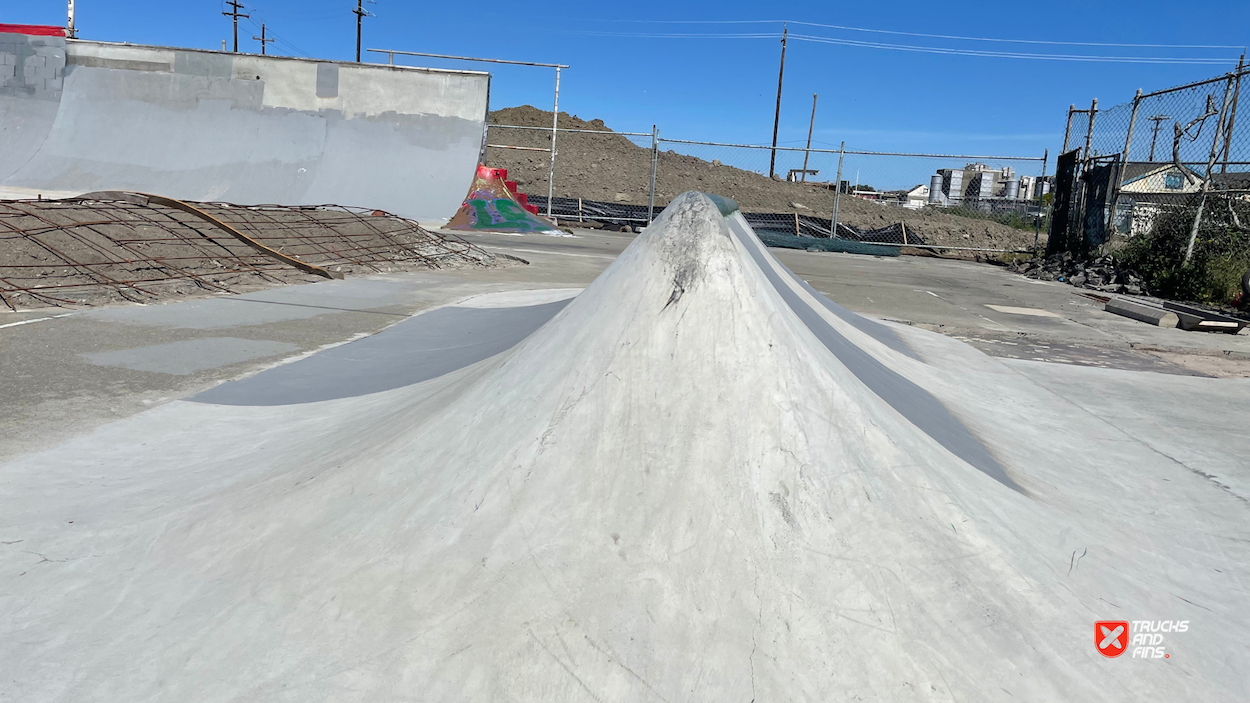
[
  {"x1": 446, "y1": 164, "x2": 565, "y2": 234},
  {"x1": 1, "y1": 193, "x2": 1246, "y2": 701}
]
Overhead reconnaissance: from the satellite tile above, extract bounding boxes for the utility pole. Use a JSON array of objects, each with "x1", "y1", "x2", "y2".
[
  {"x1": 354, "y1": 0, "x2": 375, "y2": 62},
  {"x1": 66, "y1": 0, "x2": 76, "y2": 38},
  {"x1": 1147, "y1": 114, "x2": 1170, "y2": 161},
  {"x1": 222, "y1": 1, "x2": 249, "y2": 53},
  {"x1": 769, "y1": 23, "x2": 788, "y2": 179},
  {"x1": 801, "y1": 93, "x2": 817, "y2": 182},
  {"x1": 252, "y1": 23, "x2": 274, "y2": 55}
]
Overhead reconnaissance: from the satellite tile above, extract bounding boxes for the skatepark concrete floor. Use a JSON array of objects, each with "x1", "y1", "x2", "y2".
[
  {"x1": 3, "y1": 225, "x2": 1247, "y2": 463},
  {"x1": 2, "y1": 196, "x2": 1249, "y2": 702}
]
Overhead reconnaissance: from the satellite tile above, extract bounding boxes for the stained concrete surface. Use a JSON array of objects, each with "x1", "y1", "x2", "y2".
[
  {"x1": 4, "y1": 224, "x2": 1248, "y2": 462},
  {"x1": 194, "y1": 294, "x2": 574, "y2": 406},
  {"x1": 81, "y1": 337, "x2": 299, "y2": 376}
]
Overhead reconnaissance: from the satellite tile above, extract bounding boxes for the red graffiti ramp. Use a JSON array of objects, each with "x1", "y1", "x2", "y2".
[{"x1": 445, "y1": 165, "x2": 564, "y2": 235}]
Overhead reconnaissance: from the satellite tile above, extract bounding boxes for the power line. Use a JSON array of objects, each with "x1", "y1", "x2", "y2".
[
  {"x1": 561, "y1": 28, "x2": 1236, "y2": 64},
  {"x1": 571, "y1": 31, "x2": 775, "y2": 40},
  {"x1": 786, "y1": 21, "x2": 1245, "y2": 50},
  {"x1": 241, "y1": 12, "x2": 314, "y2": 58},
  {"x1": 570, "y1": 18, "x2": 1244, "y2": 50},
  {"x1": 789, "y1": 34, "x2": 1236, "y2": 64}
]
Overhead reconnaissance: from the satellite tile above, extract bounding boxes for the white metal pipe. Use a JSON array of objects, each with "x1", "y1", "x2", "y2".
[
  {"x1": 67, "y1": 0, "x2": 76, "y2": 38},
  {"x1": 547, "y1": 66, "x2": 560, "y2": 219},
  {"x1": 486, "y1": 144, "x2": 550, "y2": 152},
  {"x1": 367, "y1": 48, "x2": 567, "y2": 69},
  {"x1": 488, "y1": 124, "x2": 651, "y2": 137},
  {"x1": 831, "y1": 141, "x2": 845, "y2": 237},
  {"x1": 654, "y1": 137, "x2": 1044, "y2": 161},
  {"x1": 648, "y1": 125, "x2": 659, "y2": 224}
]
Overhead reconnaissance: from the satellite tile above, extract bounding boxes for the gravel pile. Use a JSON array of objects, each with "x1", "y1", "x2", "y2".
[{"x1": 486, "y1": 106, "x2": 1044, "y2": 252}]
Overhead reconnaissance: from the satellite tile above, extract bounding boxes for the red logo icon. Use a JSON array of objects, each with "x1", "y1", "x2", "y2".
[{"x1": 1097, "y1": 621, "x2": 1129, "y2": 658}]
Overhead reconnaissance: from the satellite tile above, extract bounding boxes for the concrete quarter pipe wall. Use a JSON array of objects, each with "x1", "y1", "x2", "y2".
[{"x1": 0, "y1": 30, "x2": 489, "y2": 221}]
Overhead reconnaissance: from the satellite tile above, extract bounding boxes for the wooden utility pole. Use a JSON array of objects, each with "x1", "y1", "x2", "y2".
[
  {"x1": 769, "y1": 23, "x2": 788, "y2": 179},
  {"x1": 354, "y1": 0, "x2": 367, "y2": 62},
  {"x1": 252, "y1": 23, "x2": 274, "y2": 55},
  {"x1": 222, "y1": 1, "x2": 249, "y2": 53},
  {"x1": 1147, "y1": 114, "x2": 1171, "y2": 161},
  {"x1": 801, "y1": 93, "x2": 818, "y2": 182}
]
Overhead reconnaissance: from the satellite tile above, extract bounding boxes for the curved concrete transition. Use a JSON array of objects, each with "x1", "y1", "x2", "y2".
[
  {"x1": 2, "y1": 193, "x2": 1247, "y2": 701},
  {"x1": 0, "y1": 31, "x2": 489, "y2": 221}
]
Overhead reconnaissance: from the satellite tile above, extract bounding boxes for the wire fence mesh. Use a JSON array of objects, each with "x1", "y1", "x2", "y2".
[
  {"x1": 1049, "y1": 63, "x2": 1250, "y2": 305},
  {"x1": 484, "y1": 121, "x2": 1048, "y2": 250},
  {"x1": 484, "y1": 123, "x2": 654, "y2": 219},
  {"x1": 1064, "y1": 108, "x2": 1093, "y2": 154}
]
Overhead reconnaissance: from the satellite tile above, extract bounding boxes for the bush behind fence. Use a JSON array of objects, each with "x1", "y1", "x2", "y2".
[{"x1": 1055, "y1": 63, "x2": 1250, "y2": 304}]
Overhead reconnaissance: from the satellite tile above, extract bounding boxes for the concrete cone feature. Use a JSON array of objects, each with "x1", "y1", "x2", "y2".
[{"x1": 1, "y1": 193, "x2": 1246, "y2": 701}]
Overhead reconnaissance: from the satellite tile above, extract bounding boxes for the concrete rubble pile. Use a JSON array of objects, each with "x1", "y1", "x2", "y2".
[{"x1": 1009, "y1": 252, "x2": 1147, "y2": 295}]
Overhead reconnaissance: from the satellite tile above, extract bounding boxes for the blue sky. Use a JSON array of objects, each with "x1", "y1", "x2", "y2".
[{"x1": 8, "y1": 1, "x2": 1248, "y2": 170}]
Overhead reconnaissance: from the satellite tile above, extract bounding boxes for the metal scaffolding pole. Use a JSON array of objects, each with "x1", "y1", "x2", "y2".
[
  {"x1": 648, "y1": 125, "x2": 659, "y2": 224},
  {"x1": 831, "y1": 141, "x2": 845, "y2": 237},
  {"x1": 547, "y1": 66, "x2": 560, "y2": 219}
]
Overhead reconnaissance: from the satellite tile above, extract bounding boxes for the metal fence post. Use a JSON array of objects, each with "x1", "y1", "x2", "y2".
[
  {"x1": 1083, "y1": 98, "x2": 1098, "y2": 161},
  {"x1": 1184, "y1": 75, "x2": 1237, "y2": 265},
  {"x1": 1062, "y1": 105, "x2": 1076, "y2": 152},
  {"x1": 1121, "y1": 90, "x2": 1142, "y2": 166},
  {"x1": 1220, "y1": 56, "x2": 1245, "y2": 173},
  {"x1": 1035, "y1": 148, "x2": 1048, "y2": 254},
  {"x1": 648, "y1": 125, "x2": 659, "y2": 224},
  {"x1": 831, "y1": 141, "x2": 845, "y2": 237},
  {"x1": 802, "y1": 93, "x2": 817, "y2": 182},
  {"x1": 546, "y1": 66, "x2": 561, "y2": 219},
  {"x1": 1106, "y1": 89, "x2": 1142, "y2": 237},
  {"x1": 1073, "y1": 98, "x2": 1097, "y2": 249}
]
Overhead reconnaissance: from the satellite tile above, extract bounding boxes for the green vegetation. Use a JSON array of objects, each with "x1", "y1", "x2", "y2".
[
  {"x1": 935, "y1": 204, "x2": 1047, "y2": 232},
  {"x1": 1118, "y1": 195, "x2": 1250, "y2": 305}
]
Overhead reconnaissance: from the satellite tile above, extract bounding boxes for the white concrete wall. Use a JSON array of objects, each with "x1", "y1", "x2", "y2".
[{"x1": 0, "y1": 38, "x2": 491, "y2": 220}]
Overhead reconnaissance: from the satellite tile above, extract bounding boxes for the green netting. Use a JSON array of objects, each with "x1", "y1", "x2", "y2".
[{"x1": 755, "y1": 232, "x2": 899, "y2": 257}]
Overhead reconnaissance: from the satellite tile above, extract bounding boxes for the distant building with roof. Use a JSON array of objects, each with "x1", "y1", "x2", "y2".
[{"x1": 1112, "y1": 163, "x2": 1250, "y2": 235}]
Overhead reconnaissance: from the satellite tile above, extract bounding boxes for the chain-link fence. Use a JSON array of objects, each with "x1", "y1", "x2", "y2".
[
  {"x1": 1051, "y1": 63, "x2": 1250, "y2": 304},
  {"x1": 485, "y1": 120, "x2": 1048, "y2": 251},
  {"x1": 484, "y1": 123, "x2": 655, "y2": 221}
]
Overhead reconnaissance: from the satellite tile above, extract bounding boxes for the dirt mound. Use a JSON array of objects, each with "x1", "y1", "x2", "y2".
[{"x1": 486, "y1": 106, "x2": 1044, "y2": 251}]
